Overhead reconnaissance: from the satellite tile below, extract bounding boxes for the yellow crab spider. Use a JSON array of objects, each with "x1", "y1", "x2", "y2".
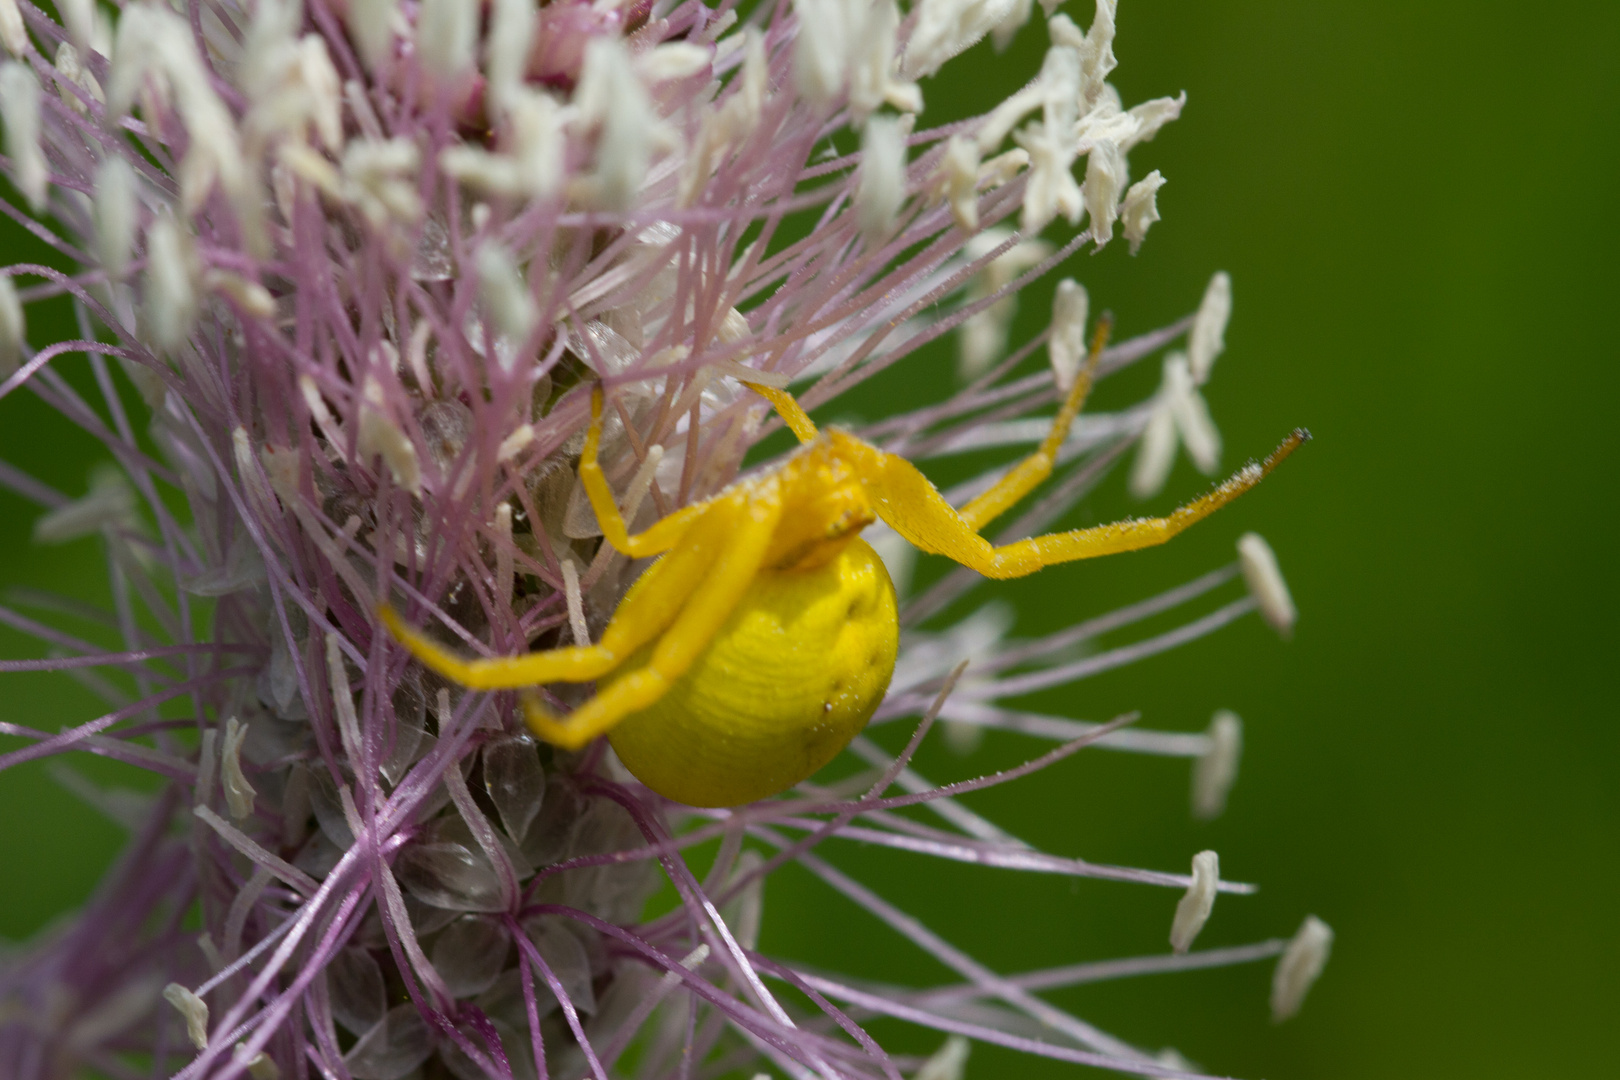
[{"x1": 380, "y1": 330, "x2": 1307, "y2": 807}]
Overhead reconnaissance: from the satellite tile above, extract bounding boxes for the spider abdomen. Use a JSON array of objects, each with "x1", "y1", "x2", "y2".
[{"x1": 607, "y1": 538, "x2": 898, "y2": 807}]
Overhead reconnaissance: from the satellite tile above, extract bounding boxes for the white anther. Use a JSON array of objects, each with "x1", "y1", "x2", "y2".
[
  {"x1": 1046, "y1": 278, "x2": 1088, "y2": 392},
  {"x1": 1016, "y1": 124, "x2": 1082, "y2": 233},
  {"x1": 991, "y1": 0, "x2": 1033, "y2": 51},
  {"x1": 0, "y1": 63, "x2": 47, "y2": 212},
  {"x1": 277, "y1": 143, "x2": 343, "y2": 200},
  {"x1": 914, "y1": 1035, "x2": 970, "y2": 1080},
  {"x1": 1128, "y1": 394, "x2": 1176, "y2": 499},
  {"x1": 0, "y1": 0, "x2": 23, "y2": 57},
  {"x1": 195, "y1": 729, "x2": 219, "y2": 812},
  {"x1": 439, "y1": 146, "x2": 522, "y2": 194},
  {"x1": 106, "y1": 4, "x2": 158, "y2": 117},
  {"x1": 792, "y1": 0, "x2": 847, "y2": 107},
  {"x1": 221, "y1": 717, "x2": 257, "y2": 821},
  {"x1": 849, "y1": 0, "x2": 920, "y2": 120},
  {"x1": 205, "y1": 270, "x2": 276, "y2": 319},
  {"x1": 58, "y1": 0, "x2": 94, "y2": 48},
  {"x1": 54, "y1": 43, "x2": 102, "y2": 117},
  {"x1": 497, "y1": 423, "x2": 535, "y2": 462},
  {"x1": 575, "y1": 37, "x2": 657, "y2": 211},
  {"x1": 1154, "y1": 1049, "x2": 1195, "y2": 1073},
  {"x1": 1081, "y1": 138, "x2": 1125, "y2": 247},
  {"x1": 145, "y1": 215, "x2": 198, "y2": 355},
  {"x1": 684, "y1": 31, "x2": 767, "y2": 204},
  {"x1": 1040, "y1": 38, "x2": 1082, "y2": 138},
  {"x1": 1122, "y1": 93, "x2": 1186, "y2": 152},
  {"x1": 240, "y1": 5, "x2": 339, "y2": 160},
  {"x1": 0, "y1": 273, "x2": 23, "y2": 374},
  {"x1": 976, "y1": 81, "x2": 1044, "y2": 153},
  {"x1": 978, "y1": 148, "x2": 1028, "y2": 187},
  {"x1": 1164, "y1": 353, "x2": 1221, "y2": 474},
  {"x1": 325, "y1": 633, "x2": 364, "y2": 759},
  {"x1": 737, "y1": 28, "x2": 768, "y2": 126},
  {"x1": 494, "y1": 502, "x2": 515, "y2": 603},
  {"x1": 405, "y1": 320, "x2": 434, "y2": 392},
  {"x1": 560, "y1": 558, "x2": 590, "y2": 646},
  {"x1": 346, "y1": 0, "x2": 398, "y2": 71},
  {"x1": 622, "y1": 444, "x2": 666, "y2": 521},
  {"x1": 639, "y1": 41, "x2": 711, "y2": 83},
  {"x1": 903, "y1": 0, "x2": 1021, "y2": 79},
  {"x1": 856, "y1": 114, "x2": 907, "y2": 243},
  {"x1": 240, "y1": 1047, "x2": 281, "y2": 1080},
  {"x1": 1013, "y1": 39, "x2": 1085, "y2": 231},
  {"x1": 33, "y1": 466, "x2": 137, "y2": 543},
  {"x1": 299, "y1": 37, "x2": 344, "y2": 151},
  {"x1": 1077, "y1": 0, "x2": 1117, "y2": 108},
  {"x1": 1188, "y1": 271, "x2": 1232, "y2": 383},
  {"x1": 195, "y1": 933, "x2": 223, "y2": 974},
  {"x1": 1191, "y1": 710, "x2": 1242, "y2": 820},
  {"x1": 1121, "y1": 170, "x2": 1165, "y2": 255},
  {"x1": 958, "y1": 228, "x2": 1052, "y2": 380},
  {"x1": 163, "y1": 983, "x2": 209, "y2": 1050},
  {"x1": 417, "y1": 0, "x2": 478, "y2": 79},
  {"x1": 341, "y1": 138, "x2": 423, "y2": 225},
  {"x1": 1170, "y1": 849, "x2": 1219, "y2": 954},
  {"x1": 935, "y1": 135, "x2": 980, "y2": 231},
  {"x1": 717, "y1": 307, "x2": 752, "y2": 346},
  {"x1": 1238, "y1": 532, "x2": 1297, "y2": 638},
  {"x1": 296, "y1": 376, "x2": 341, "y2": 454},
  {"x1": 240, "y1": 0, "x2": 298, "y2": 106},
  {"x1": 486, "y1": 0, "x2": 537, "y2": 108},
  {"x1": 356, "y1": 376, "x2": 422, "y2": 496},
  {"x1": 476, "y1": 243, "x2": 537, "y2": 349},
  {"x1": 1271, "y1": 915, "x2": 1333, "y2": 1022},
  {"x1": 112, "y1": 7, "x2": 252, "y2": 234},
  {"x1": 507, "y1": 89, "x2": 567, "y2": 198}
]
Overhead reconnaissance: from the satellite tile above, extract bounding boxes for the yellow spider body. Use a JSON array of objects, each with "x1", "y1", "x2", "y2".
[
  {"x1": 381, "y1": 328, "x2": 1306, "y2": 807},
  {"x1": 605, "y1": 534, "x2": 896, "y2": 807}
]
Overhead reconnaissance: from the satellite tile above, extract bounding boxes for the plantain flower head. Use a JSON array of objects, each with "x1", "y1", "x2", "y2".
[{"x1": 0, "y1": 0, "x2": 1328, "y2": 1077}]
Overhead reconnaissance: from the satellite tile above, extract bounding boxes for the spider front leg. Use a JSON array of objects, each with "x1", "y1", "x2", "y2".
[
  {"x1": 379, "y1": 426, "x2": 739, "y2": 690},
  {"x1": 379, "y1": 519, "x2": 722, "y2": 689},
  {"x1": 956, "y1": 315, "x2": 1112, "y2": 531},
  {"x1": 581, "y1": 385, "x2": 708, "y2": 557},
  {"x1": 741, "y1": 382, "x2": 820, "y2": 445},
  {"x1": 525, "y1": 479, "x2": 785, "y2": 750},
  {"x1": 842, "y1": 428, "x2": 1308, "y2": 580}
]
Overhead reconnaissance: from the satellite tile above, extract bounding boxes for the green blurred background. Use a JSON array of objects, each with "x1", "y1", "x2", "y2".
[{"x1": 3, "y1": 1, "x2": 1617, "y2": 1077}]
